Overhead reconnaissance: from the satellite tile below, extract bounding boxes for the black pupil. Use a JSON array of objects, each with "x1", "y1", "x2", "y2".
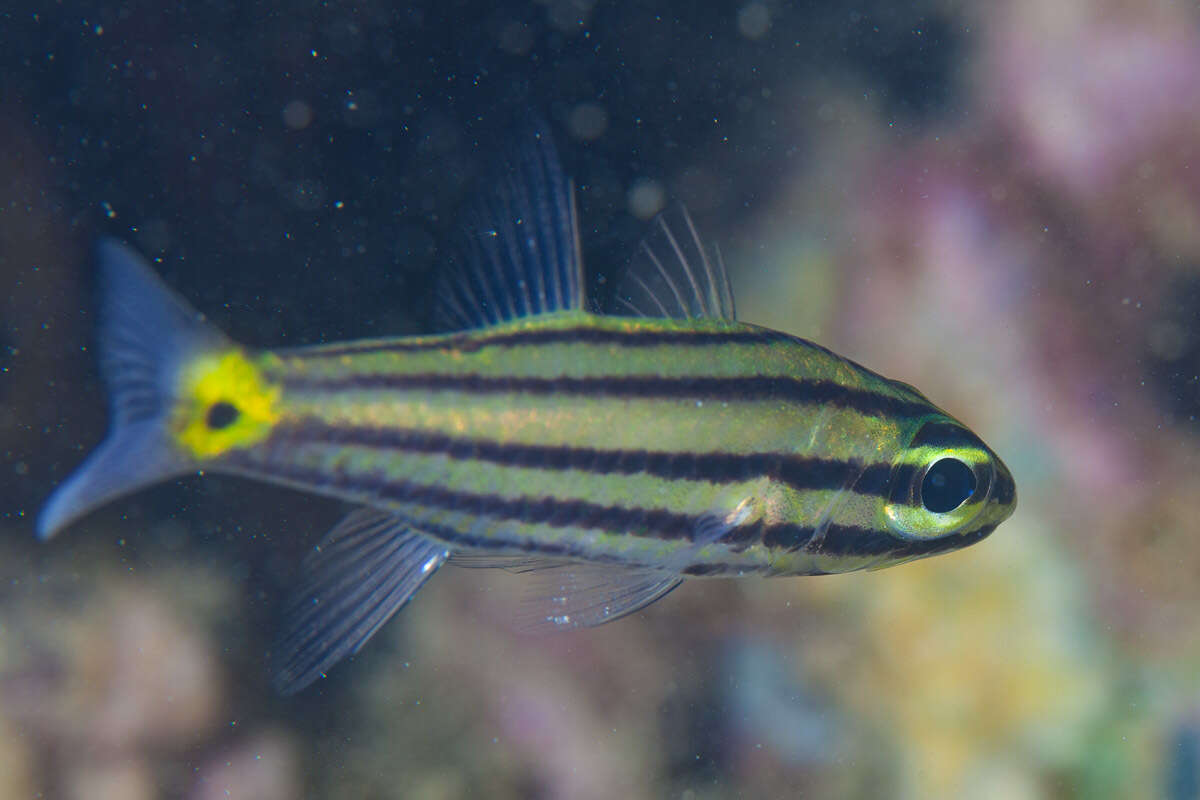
[
  {"x1": 206, "y1": 401, "x2": 239, "y2": 430},
  {"x1": 921, "y1": 458, "x2": 976, "y2": 513}
]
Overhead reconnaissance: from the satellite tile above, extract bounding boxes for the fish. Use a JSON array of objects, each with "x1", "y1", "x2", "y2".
[{"x1": 38, "y1": 123, "x2": 1017, "y2": 694}]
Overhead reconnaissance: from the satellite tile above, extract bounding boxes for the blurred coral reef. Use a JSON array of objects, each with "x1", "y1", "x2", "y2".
[
  {"x1": 6, "y1": 0, "x2": 1200, "y2": 798},
  {"x1": 0, "y1": 536, "x2": 298, "y2": 799}
]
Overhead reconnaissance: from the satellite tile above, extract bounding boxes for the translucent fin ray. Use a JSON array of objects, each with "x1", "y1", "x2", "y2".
[
  {"x1": 611, "y1": 204, "x2": 736, "y2": 321},
  {"x1": 516, "y1": 562, "x2": 683, "y2": 633},
  {"x1": 37, "y1": 239, "x2": 229, "y2": 539},
  {"x1": 272, "y1": 508, "x2": 449, "y2": 695},
  {"x1": 447, "y1": 552, "x2": 564, "y2": 572},
  {"x1": 436, "y1": 120, "x2": 585, "y2": 330}
]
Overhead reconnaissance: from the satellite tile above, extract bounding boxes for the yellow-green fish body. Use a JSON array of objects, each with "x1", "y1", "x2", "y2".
[{"x1": 39, "y1": 124, "x2": 1015, "y2": 693}]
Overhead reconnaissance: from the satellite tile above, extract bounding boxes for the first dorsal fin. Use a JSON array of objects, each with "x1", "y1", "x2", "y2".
[
  {"x1": 436, "y1": 120, "x2": 585, "y2": 330},
  {"x1": 610, "y1": 204, "x2": 737, "y2": 321}
]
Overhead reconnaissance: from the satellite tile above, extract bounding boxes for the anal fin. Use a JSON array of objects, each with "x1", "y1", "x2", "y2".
[
  {"x1": 515, "y1": 562, "x2": 683, "y2": 633},
  {"x1": 273, "y1": 508, "x2": 449, "y2": 695},
  {"x1": 447, "y1": 552, "x2": 560, "y2": 572}
]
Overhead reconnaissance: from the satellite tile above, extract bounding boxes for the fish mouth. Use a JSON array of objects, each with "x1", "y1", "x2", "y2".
[{"x1": 987, "y1": 453, "x2": 1018, "y2": 522}]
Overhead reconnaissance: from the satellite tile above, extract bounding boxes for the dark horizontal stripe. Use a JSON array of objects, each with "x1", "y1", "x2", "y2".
[
  {"x1": 287, "y1": 323, "x2": 789, "y2": 359},
  {"x1": 272, "y1": 419, "x2": 897, "y2": 497},
  {"x1": 887, "y1": 463, "x2": 919, "y2": 502},
  {"x1": 856, "y1": 456, "x2": 1013, "y2": 520},
  {"x1": 227, "y1": 457, "x2": 715, "y2": 543},
  {"x1": 774, "y1": 519, "x2": 997, "y2": 560},
  {"x1": 226, "y1": 454, "x2": 995, "y2": 567},
  {"x1": 910, "y1": 420, "x2": 985, "y2": 450},
  {"x1": 226, "y1": 451, "x2": 892, "y2": 556},
  {"x1": 803, "y1": 521, "x2": 996, "y2": 559},
  {"x1": 283, "y1": 372, "x2": 934, "y2": 419},
  {"x1": 853, "y1": 462, "x2": 895, "y2": 497}
]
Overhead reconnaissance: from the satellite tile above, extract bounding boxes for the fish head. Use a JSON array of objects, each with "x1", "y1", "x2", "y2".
[{"x1": 870, "y1": 414, "x2": 1016, "y2": 560}]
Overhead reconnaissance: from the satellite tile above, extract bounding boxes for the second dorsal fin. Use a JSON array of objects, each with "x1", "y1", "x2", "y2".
[
  {"x1": 611, "y1": 204, "x2": 737, "y2": 322},
  {"x1": 436, "y1": 120, "x2": 586, "y2": 330}
]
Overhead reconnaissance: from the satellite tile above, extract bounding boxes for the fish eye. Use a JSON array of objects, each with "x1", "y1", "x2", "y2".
[
  {"x1": 206, "y1": 401, "x2": 240, "y2": 430},
  {"x1": 883, "y1": 418, "x2": 999, "y2": 540},
  {"x1": 920, "y1": 458, "x2": 976, "y2": 513}
]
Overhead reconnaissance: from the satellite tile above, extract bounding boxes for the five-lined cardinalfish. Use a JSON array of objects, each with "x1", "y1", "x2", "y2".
[{"x1": 38, "y1": 122, "x2": 1016, "y2": 694}]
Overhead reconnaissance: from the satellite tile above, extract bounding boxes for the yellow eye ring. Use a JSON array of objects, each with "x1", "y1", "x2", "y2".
[{"x1": 883, "y1": 447, "x2": 994, "y2": 540}]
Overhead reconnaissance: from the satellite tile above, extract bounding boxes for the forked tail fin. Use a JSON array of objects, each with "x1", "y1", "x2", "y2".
[{"x1": 38, "y1": 239, "x2": 230, "y2": 540}]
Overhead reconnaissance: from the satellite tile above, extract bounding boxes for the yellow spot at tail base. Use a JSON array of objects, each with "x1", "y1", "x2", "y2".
[{"x1": 174, "y1": 349, "x2": 281, "y2": 458}]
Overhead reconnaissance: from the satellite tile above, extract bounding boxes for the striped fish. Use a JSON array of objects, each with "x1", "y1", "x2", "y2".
[{"x1": 39, "y1": 124, "x2": 1016, "y2": 693}]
